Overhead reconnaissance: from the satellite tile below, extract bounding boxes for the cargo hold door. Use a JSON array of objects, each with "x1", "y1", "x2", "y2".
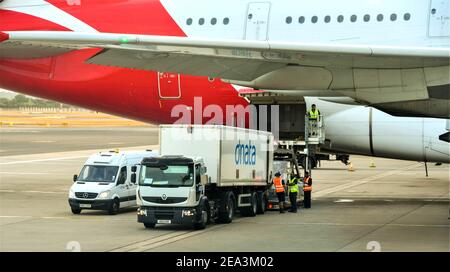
[{"x1": 158, "y1": 72, "x2": 181, "y2": 99}]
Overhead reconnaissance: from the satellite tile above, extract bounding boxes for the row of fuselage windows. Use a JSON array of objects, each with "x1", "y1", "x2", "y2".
[
  {"x1": 186, "y1": 17, "x2": 230, "y2": 26},
  {"x1": 286, "y1": 13, "x2": 412, "y2": 24},
  {"x1": 185, "y1": 13, "x2": 412, "y2": 27}
]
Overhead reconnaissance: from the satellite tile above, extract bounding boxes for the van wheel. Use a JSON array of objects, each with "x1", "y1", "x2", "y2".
[
  {"x1": 256, "y1": 192, "x2": 266, "y2": 214},
  {"x1": 108, "y1": 199, "x2": 120, "y2": 215},
  {"x1": 71, "y1": 207, "x2": 81, "y2": 214},
  {"x1": 217, "y1": 191, "x2": 235, "y2": 224},
  {"x1": 144, "y1": 223, "x2": 155, "y2": 229},
  {"x1": 194, "y1": 203, "x2": 209, "y2": 230},
  {"x1": 240, "y1": 192, "x2": 257, "y2": 217}
]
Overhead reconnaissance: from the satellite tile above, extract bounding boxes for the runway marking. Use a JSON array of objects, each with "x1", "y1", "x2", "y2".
[
  {"x1": 245, "y1": 221, "x2": 449, "y2": 228},
  {"x1": 109, "y1": 218, "x2": 246, "y2": 252},
  {"x1": 334, "y1": 199, "x2": 354, "y2": 203},
  {"x1": 0, "y1": 156, "x2": 87, "y2": 165},
  {"x1": 0, "y1": 189, "x2": 65, "y2": 194},
  {"x1": 313, "y1": 162, "x2": 421, "y2": 198},
  {"x1": 0, "y1": 215, "x2": 33, "y2": 218},
  {"x1": 31, "y1": 140, "x2": 56, "y2": 143},
  {"x1": 0, "y1": 172, "x2": 48, "y2": 175}
]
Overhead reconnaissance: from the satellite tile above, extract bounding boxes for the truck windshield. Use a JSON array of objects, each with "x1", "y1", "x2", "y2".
[
  {"x1": 78, "y1": 165, "x2": 119, "y2": 183},
  {"x1": 139, "y1": 165, "x2": 194, "y2": 187}
]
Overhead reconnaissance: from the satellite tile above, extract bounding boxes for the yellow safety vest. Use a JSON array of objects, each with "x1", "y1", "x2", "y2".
[
  {"x1": 309, "y1": 109, "x2": 320, "y2": 120},
  {"x1": 288, "y1": 178, "x2": 299, "y2": 193}
]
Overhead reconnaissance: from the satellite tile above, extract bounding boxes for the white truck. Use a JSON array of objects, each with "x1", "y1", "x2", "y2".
[
  {"x1": 69, "y1": 150, "x2": 158, "y2": 215},
  {"x1": 133, "y1": 125, "x2": 273, "y2": 229}
]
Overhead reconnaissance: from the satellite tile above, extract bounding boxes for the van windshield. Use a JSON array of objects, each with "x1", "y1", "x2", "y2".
[
  {"x1": 139, "y1": 165, "x2": 194, "y2": 187},
  {"x1": 78, "y1": 165, "x2": 119, "y2": 183}
]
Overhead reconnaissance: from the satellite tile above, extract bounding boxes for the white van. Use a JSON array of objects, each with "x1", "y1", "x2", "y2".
[{"x1": 69, "y1": 150, "x2": 158, "y2": 215}]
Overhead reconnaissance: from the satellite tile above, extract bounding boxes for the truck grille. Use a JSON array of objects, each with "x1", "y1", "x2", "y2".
[
  {"x1": 75, "y1": 192, "x2": 98, "y2": 199},
  {"x1": 143, "y1": 197, "x2": 187, "y2": 204},
  {"x1": 154, "y1": 209, "x2": 175, "y2": 220}
]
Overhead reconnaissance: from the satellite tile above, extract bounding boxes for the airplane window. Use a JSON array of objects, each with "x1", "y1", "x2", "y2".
[
  {"x1": 351, "y1": 15, "x2": 357, "y2": 22},
  {"x1": 299, "y1": 16, "x2": 305, "y2": 24},
  {"x1": 199, "y1": 18, "x2": 205, "y2": 25},
  {"x1": 211, "y1": 18, "x2": 217, "y2": 25},
  {"x1": 186, "y1": 18, "x2": 193, "y2": 25},
  {"x1": 404, "y1": 13, "x2": 411, "y2": 21},
  {"x1": 337, "y1": 15, "x2": 344, "y2": 23},
  {"x1": 286, "y1": 16, "x2": 292, "y2": 24},
  {"x1": 223, "y1": 17, "x2": 230, "y2": 25},
  {"x1": 377, "y1": 14, "x2": 384, "y2": 22},
  {"x1": 431, "y1": 8, "x2": 436, "y2": 15},
  {"x1": 364, "y1": 14, "x2": 370, "y2": 22},
  {"x1": 324, "y1": 15, "x2": 331, "y2": 23},
  {"x1": 311, "y1": 16, "x2": 318, "y2": 23},
  {"x1": 390, "y1": 13, "x2": 397, "y2": 21}
]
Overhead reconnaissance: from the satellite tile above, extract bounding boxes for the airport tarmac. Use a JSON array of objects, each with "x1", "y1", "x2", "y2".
[{"x1": 0, "y1": 127, "x2": 449, "y2": 252}]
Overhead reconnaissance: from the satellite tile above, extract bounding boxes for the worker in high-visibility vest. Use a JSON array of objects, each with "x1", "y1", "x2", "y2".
[
  {"x1": 303, "y1": 172, "x2": 312, "y2": 208},
  {"x1": 288, "y1": 174, "x2": 300, "y2": 213},
  {"x1": 308, "y1": 104, "x2": 321, "y2": 136},
  {"x1": 308, "y1": 104, "x2": 320, "y2": 120},
  {"x1": 272, "y1": 172, "x2": 286, "y2": 213}
]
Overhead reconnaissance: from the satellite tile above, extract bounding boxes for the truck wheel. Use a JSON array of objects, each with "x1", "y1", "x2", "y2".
[
  {"x1": 144, "y1": 223, "x2": 155, "y2": 229},
  {"x1": 217, "y1": 192, "x2": 235, "y2": 224},
  {"x1": 256, "y1": 192, "x2": 266, "y2": 214},
  {"x1": 71, "y1": 207, "x2": 81, "y2": 214},
  {"x1": 240, "y1": 192, "x2": 257, "y2": 217},
  {"x1": 108, "y1": 199, "x2": 120, "y2": 215},
  {"x1": 194, "y1": 203, "x2": 209, "y2": 230}
]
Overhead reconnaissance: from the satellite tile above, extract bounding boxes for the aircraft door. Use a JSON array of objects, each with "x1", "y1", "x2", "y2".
[
  {"x1": 245, "y1": 2, "x2": 271, "y2": 40},
  {"x1": 428, "y1": 0, "x2": 450, "y2": 37},
  {"x1": 158, "y1": 72, "x2": 181, "y2": 99}
]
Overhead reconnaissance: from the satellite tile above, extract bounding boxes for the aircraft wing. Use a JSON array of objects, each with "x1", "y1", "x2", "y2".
[{"x1": 1, "y1": 31, "x2": 449, "y2": 82}]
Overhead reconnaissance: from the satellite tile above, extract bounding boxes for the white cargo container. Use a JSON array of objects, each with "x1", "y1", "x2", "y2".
[{"x1": 134, "y1": 125, "x2": 274, "y2": 229}]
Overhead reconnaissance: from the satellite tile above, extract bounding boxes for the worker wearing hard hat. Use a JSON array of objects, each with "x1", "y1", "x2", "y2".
[{"x1": 272, "y1": 172, "x2": 287, "y2": 213}]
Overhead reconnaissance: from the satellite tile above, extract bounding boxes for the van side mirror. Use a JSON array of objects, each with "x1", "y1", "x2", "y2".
[
  {"x1": 131, "y1": 173, "x2": 136, "y2": 184},
  {"x1": 73, "y1": 175, "x2": 78, "y2": 182},
  {"x1": 131, "y1": 166, "x2": 137, "y2": 173}
]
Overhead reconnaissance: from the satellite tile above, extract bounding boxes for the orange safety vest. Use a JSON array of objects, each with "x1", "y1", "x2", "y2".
[
  {"x1": 303, "y1": 176, "x2": 312, "y2": 192},
  {"x1": 273, "y1": 177, "x2": 285, "y2": 193}
]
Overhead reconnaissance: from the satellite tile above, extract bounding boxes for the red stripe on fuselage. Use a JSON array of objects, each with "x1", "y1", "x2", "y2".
[
  {"x1": 0, "y1": 49, "x2": 248, "y2": 124},
  {"x1": 0, "y1": 10, "x2": 70, "y2": 31},
  {"x1": 0, "y1": 0, "x2": 249, "y2": 125},
  {"x1": 46, "y1": 0, "x2": 186, "y2": 36}
]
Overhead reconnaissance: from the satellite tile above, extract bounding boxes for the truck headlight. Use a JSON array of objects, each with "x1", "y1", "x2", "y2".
[
  {"x1": 98, "y1": 191, "x2": 110, "y2": 199},
  {"x1": 137, "y1": 208, "x2": 147, "y2": 216},
  {"x1": 182, "y1": 209, "x2": 195, "y2": 217},
  {"x1": 69, "y1": 189, "x2": 75, "y2": 198}
]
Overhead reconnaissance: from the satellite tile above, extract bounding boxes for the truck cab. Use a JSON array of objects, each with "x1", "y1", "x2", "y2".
[
  {"x1": 69, "y1": 150, "x2": 158, "y2": 215},
  {"x1": 136, "y1": 156, "x2": 209, "y2": 229}
]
